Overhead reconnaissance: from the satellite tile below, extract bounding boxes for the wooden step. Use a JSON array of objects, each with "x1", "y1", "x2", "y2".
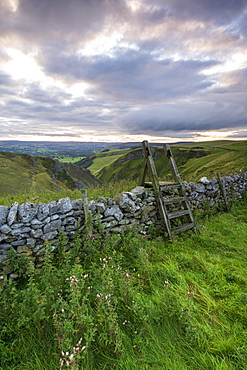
[
  {"x1": 144, "y1": 181, "x2": 181, "y2": 188},
  {"x1": 163, "y1": 196, "x2": 186, "y2": 204},
  {"x1": 171, "y1": 223, "x2": 195, "y2": 235},
  {"x1": 168, "y1": 210, "x2": 191, "y2": 219}
]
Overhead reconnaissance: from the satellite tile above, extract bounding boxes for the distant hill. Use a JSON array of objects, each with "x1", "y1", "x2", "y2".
[
  {"x1": 86, "y1": 140, "x2": 247, "y2": 183},
  {"x1": 0, "y1": 151, "x2": 101, "y2": 196},
  {"x1": 0, "y1": 141, "x2": 143, "y2": 159}
]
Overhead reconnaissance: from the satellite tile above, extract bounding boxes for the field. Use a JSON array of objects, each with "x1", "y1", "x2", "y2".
[
  {"x1": 95, "y1": 140, "x2": 247, "y2": 184},
  {"x1": 0, "y1": 195, "x2": 247, "y2": 369}
]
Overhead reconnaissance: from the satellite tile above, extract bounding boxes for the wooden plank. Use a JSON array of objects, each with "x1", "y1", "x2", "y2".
[
  {"x1": 163, "y1": 197, "x2": 186, "y2": 204},
  {"x1": 82, "y1": 188, "x2": 89, "y2": 222},
  {"x1": 138, "y1": 157, "x2": 148, "y2": 186},
  {"x1": 171, "y1": 223, "x2": 195, "y2": 235},
  {"x1": 144, "y1": 181, "x2": 181, "y2": 188},
  {"x1": 163, "y1": 144, "x2": 182, "y2": 183},
  {"x1": 168, "y1": 210, "x2": 191, "y2": 219}
]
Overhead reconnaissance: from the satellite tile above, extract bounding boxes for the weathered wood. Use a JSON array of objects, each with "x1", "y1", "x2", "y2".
[
  {"x1": 141, "y1": 141, "x2": 172, "y2": 238},
  {"x1": 163, "y1": 196, "x2": 186, "y2": 204},
  {"x1": 82, "y1": 188, "x2": 89, "y2": 222},
  {"x1": 168, "y1": 210, "x2": 191, "y2": 219},
  {"x1": 217, "y1": 173, "x2": 230, "y2": 211},
  {"x1": 144, "y1": 181, "x2": 180, "y2": 187},
  {"x1": 164, "y1": 144, "x2": 182, "y2": 183},
  {"x1": 138, "y1": 157, "x2": 148, "y2": 186},
  {"x1": 171, "y1": 223, "x2": 195, "y2": 235},
  {"x1": 139, "y1": 140, "x2": 199, "y2": 239}
]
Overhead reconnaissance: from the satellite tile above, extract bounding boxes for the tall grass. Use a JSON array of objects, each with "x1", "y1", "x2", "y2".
[
  {"x1": 0, "y1": 180, "x2": 137, "y2": 206},
  {"x1": 0, "y1": 196, "x2": 247, "y2": 369}
]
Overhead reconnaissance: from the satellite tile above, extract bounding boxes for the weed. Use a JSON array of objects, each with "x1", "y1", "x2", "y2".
[{"x1": 0, "y1": 197, "x2": 247, "y2": 369}]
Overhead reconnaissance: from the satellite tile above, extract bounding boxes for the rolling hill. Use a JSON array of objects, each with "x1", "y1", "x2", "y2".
[
  {"x1": 0, "y1": 151, "x2": 101, "y2": 196},
  {"x1": 80, "y1": 140, "x2": 247, "y2": 183}
]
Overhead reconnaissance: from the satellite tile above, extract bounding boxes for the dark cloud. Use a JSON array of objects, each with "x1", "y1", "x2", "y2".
[
  {"x1": 116, "y1": 100, "x2": 247, "y2": 134},
  {"x1": 0, "y1": 0, "x2": 128, "y2": 44},
  {"x1": 39, "y1": 46, "x2": 219, "y2": 103},
  {"x1": 143, "y1": 0, "x2": 247, "y2": 24}
]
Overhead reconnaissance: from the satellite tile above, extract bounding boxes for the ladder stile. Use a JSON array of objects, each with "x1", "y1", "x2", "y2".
[{"x1": 139, "y1": 140, "x2": 199, "y2": 239}]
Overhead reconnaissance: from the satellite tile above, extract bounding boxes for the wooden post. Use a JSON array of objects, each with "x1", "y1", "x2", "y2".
[
  {"x1": 164, "y1": 144, "x2": 182, "y2": 183},
  {"x1": 82, "y1": 188, "x2": 89, "y2": 222},
  {"x1": 217, "y1": 173, "x2": 230, "y2": 211}
]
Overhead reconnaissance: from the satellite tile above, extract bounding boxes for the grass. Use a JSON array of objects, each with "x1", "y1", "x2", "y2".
[
  {"x1": 0, "y1": 180, "x2": 138, "y2": 206},
  {"x1": 96, "y1": 140, "x2": 247, "y2": 183},
  {"x1": 55, "y1": 156, "x2": 86, "y2": 163},
  {"x1": 0, "y1": 196, "x2": 247, "y2": 369}
]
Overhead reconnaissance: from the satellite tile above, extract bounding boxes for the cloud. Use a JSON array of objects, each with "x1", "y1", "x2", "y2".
[
  {"x1": 143, "y1": 0, "x2": 247, "y2": 24},
  {"x1": 39, "y1": 45, "x2": 220, "y2": 104},
  {"x1": 0, "y1": 0, "x2": 246, "y2": 141},
  {"x1": 115, "y1": 100, "x2": 247, "y2": 134},
  {"x1": 0, "y1": 0, "x2": 128, "y2": 44}
]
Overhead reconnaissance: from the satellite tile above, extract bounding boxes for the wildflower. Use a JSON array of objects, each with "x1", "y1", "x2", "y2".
[
  {"x1": 164, "y1": 280, "x2": 170, "y2": 287},
  {"x1": 187, "y1": 291, "x2": 195, "y2": 297},
  {"x1": 123, "y1": 320, "x2": 131, "y2": 325}
]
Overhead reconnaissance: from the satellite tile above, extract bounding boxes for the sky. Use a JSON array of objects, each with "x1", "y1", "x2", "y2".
[{"x1": 0, "y1": 0, "x2": 247, "y2": 143}]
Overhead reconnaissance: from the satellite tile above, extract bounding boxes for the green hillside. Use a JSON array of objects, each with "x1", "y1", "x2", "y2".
[
  {"x1": 0, "y1": 151, "x2": 101, "y2": 196},
  {"x1": 1, "y1": 197, "x2": 247, "y2": 369},
  {"x1": 75, "y1": 148, "x2": 132, "y2": 175},
  {"x1": 96, "y1": 140, "x2": 247, "y2": 183}
]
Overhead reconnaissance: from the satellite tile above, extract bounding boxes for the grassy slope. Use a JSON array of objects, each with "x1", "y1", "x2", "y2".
[
  {"x1": 0, "y1": 197, "x2": 247, "y2": 369},
  {"x1": 96, "y1": 140, "x2": 247, "y2": 183},
  {"x1": 0, "y1": 151, "x2": 101, "y2": 196},
  {"x1": 77, "y1": 149, "x2": 132, "y2": 175}
]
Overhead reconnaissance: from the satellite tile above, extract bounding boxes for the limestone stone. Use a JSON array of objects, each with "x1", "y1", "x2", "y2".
[
  {"x1": 0, "y1": 206, "x2": 9, "y2": 226},
  {"x1": 102, "y1": 220, "x2": 118, "y2": 228},
  {"x1": 33, "y1": 244, "x2": 44, "y2": 253},
  {"x1": 119, "y1": 195, "x2": 137, "y2": 213},
  {"x1": 0, "y1": 224, "x2": 11, "y2": 234},
  {"x1": 62, "y1": 217, "x2": 75, "y2": 225},
  {"x1": 49, "y1": 201, "x2": 59, "y2": 215},
  {"x1": 43, "y1": 219, "x2": 62, "y2": 234},
  {"x1": 57, "y1": 198, "x2": 72, "y2": 214},
  {"x1": 199, "y1": 176, "x2": 211, "y2": 184},
  {"x1": 0, "y1": 234, "x2": 7, "y2": 242},
  {"x1": 60, "y1": 210, "x2": 74, "y2": 219},
  {"x1": 11, "y1": 223, "x2": 24, "y2": 229},
  {"x1": 51, "y1": 214, "x2": 59, "y2": 220},
  {"x1": 37, "y1": 203, "x2": 50, "y2": 220},
  {"x1": 7, "y1": 202, "x2": 18, "y2": 225},
  {"x1": 104, "y1": 205, "x2": 123, "y2": 221},
  {"x1": 11, "y1": 227, "x2": 31, "y2": 236},
  {"x1": 43, "y1": 216, "x2": 51, "y2": 224},
  {"x1": 18, "y1": 203, "x2": 38, "y2": 223},
  {"x1": 26, "y1": 238, "x2": 36, "y2": 246},
  {"x1": 42, "y1": 230, "x2": 58, "y2": 240},
  {"x1": 71, "y1": 199, "x2": 83, "y2": 209},
  {"x1": 12, "y1": 239, "x2": 26, "y2": 247},
  {"x1": 95, "y1": 202, "x2": 106, "y2": 213},
  {"x1": 17, "y1": 245, "x2": 32, "y2": 255}
]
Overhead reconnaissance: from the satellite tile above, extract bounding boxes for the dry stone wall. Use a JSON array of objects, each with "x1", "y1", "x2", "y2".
[{"x1": 0, "y1": 172, "x2": 246, "y2": 279}]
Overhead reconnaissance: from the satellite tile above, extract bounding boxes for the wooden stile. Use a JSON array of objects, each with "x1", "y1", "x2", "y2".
[{"x1": 138, "y1": 140, "x2": 199, "y2": 239}]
